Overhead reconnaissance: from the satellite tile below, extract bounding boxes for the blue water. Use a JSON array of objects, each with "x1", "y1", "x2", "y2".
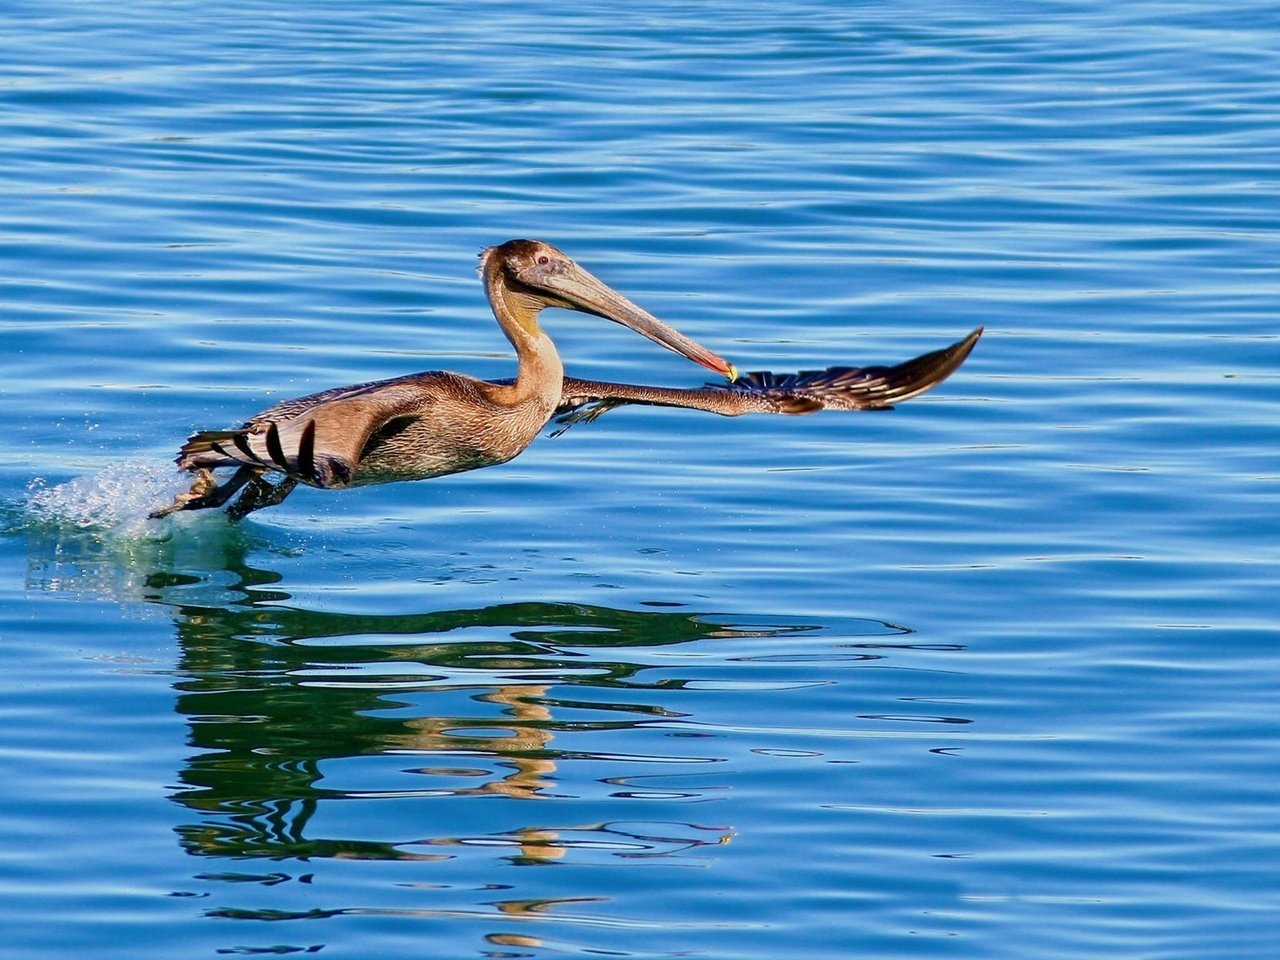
[{"x1": 3, "y1": 2, "x2": 1279, "y2": 957}]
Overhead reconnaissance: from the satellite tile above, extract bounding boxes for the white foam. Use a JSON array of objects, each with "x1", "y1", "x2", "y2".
[{"x1": 26, "y1": 460, "x2": 195, "y2": 538}]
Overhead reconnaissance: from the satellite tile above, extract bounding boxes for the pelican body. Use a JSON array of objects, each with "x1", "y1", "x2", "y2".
[{"x1": 151, "y1": 240, "x2": 981, "y2": 521}]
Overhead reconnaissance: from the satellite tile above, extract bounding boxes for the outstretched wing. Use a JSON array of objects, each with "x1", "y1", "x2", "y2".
[
  {"x1": 174, "y1": 372, "x2": 453, "y2": 487},
  {"x1": 553, "y1": 326, "x2": 982, "y2": 434}
]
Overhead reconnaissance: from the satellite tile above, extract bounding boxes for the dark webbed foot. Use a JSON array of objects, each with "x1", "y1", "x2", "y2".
[
  {"x1": 225, "y1": 475, "x2": 299, "y2": 522},
  {"x1": 149, "y1": 467, "x2": 257, "y2": 519}
]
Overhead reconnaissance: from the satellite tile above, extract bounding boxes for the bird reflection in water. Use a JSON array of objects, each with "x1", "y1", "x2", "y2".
[
  {"x1": 165, "y1": 590, "x2": 767, "y2": 866},
  {"x1": 19, "y1": 528, "x2": 837, "y2": 867},
  {"x1": 22, "y1": 521, "x2": 780, "y2": 866}
]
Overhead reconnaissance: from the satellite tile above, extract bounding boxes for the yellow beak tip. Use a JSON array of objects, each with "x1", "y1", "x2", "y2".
[{"x1": 726, "y1": 363, "x2": 739, "y2": 383}]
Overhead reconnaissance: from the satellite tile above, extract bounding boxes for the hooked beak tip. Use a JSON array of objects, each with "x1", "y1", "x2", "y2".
[{"x1": 687, "y1": 351, "x2": 736, "y2": 380}]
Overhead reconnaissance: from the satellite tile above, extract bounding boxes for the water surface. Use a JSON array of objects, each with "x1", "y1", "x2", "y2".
[{"x1": 3, "y1": 2, "x2": 1279, "y2": 958}]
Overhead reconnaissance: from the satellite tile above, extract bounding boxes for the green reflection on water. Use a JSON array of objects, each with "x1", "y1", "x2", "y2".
[{"x1": 23, "y1": 519, "x2": 904, "y2": 868}]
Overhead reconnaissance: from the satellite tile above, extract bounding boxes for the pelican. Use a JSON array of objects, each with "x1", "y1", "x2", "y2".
[{"x1": 150, "y1": 239, "x2": 982, "y2": 521}]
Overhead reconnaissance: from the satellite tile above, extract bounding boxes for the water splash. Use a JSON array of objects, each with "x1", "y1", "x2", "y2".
[
  {"x1": 25, "y1": 460, "x2": 194, "y2": 538},
  {"x1": 16, "y1": 460, "x2": 257, "y2": 605}
]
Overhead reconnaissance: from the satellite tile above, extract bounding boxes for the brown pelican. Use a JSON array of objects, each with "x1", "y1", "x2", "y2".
[{"x1": 150, "y1": 239, "x2": 982, "y2": 521}]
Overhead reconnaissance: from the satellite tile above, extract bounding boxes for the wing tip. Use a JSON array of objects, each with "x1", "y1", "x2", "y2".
[
  {"x1": 885, "y1": 325, "x2": 984, "y2": 403},
  {"x1": 175, "y1": 429, "x2": 247, "y2": 470}
]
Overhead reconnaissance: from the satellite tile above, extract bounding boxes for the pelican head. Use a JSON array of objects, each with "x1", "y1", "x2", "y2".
[{"x1": 481, "y1": 239, "x2": 737, "y2": 380}]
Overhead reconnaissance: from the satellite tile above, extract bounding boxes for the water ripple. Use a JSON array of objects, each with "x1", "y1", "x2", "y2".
[{"x1": 3, "y1": 2, "x2": 1280, "y2": 959}]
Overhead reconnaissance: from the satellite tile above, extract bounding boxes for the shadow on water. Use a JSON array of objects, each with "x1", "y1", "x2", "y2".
[{"x1": 17, "y1": 512, "x2": 920, "y2": 878}]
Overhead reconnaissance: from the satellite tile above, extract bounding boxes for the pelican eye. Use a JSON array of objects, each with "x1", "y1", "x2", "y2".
[{"x1": 536, "y1": 254, "x2": 550, "y2": 266}]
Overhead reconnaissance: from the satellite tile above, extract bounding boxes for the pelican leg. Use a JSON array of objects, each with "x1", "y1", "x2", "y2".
[
  {"x1": 149, "y1": 466, "x2": 258, "y2": 519},
  {"x1": 225, "y1": 475, "x2": 299, "y2": 522}
]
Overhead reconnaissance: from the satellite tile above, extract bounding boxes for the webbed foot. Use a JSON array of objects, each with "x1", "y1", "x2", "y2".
[{"x1": 148, "y1": 467, "x2": 257, "y2": 519}]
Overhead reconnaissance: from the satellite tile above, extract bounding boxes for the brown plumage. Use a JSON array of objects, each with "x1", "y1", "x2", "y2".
[{"x1": 150, "y1": 240, "x2": 981, "y2": 522}]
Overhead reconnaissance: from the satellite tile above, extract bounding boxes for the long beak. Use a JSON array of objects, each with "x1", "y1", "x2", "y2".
[{"x1": 549, "y1": 262, "x2": 738, "y2": 381}]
